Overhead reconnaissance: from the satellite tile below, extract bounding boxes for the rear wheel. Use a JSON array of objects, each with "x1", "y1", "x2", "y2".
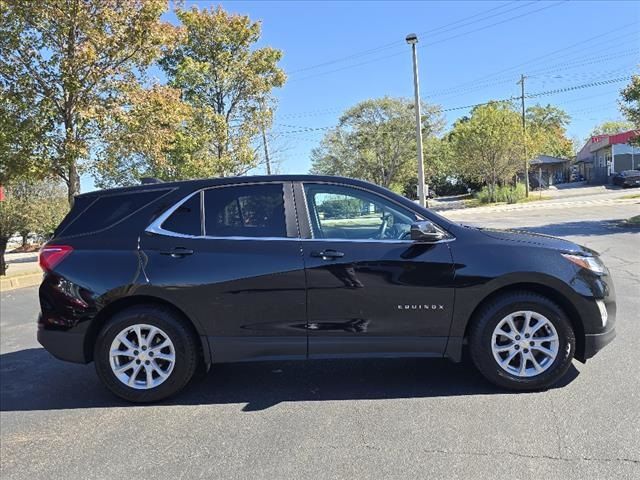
[
  {"x1": 469, "y1": 292, "x2": 575, "y2": 391},
  {"x1": 95, "y1": 305, "x2": 199, "y2": 402}
]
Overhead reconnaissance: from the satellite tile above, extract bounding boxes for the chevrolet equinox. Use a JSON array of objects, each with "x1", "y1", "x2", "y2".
[{"x1": 37, "y1": 175, "x2": 616, "y2": 402}]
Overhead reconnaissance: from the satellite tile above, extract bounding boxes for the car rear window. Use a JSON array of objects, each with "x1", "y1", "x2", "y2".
[
  {"x1": 161, "y1": 193, "x2": 202, "y2": 236},
  {"x1": 203, "y1": 184, "x2": 286, "y2": 238},
  {"x1": 59, "y1": 190, "x2": 168, "y2": 237}
]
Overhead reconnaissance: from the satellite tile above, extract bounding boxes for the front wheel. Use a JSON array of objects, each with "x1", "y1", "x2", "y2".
[
  {"x1": 469, "y1": 292, "x2": 575, "y2": 391},
  {"x1": 94, "y1": 305, "x2": 199, "y2": 402}
]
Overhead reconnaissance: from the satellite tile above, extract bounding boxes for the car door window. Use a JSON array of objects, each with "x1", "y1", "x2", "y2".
[
  {"x1": 161, "y1": 193, "x2": 202, "y2": 236},
  {"x1": 204, "y1": 184, "x2": 287, "y2": 238},
  {"x1": 303, "y1": 184, "x2": 417, "y2": 240}
]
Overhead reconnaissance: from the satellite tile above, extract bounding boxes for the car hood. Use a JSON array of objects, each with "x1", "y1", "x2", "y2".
[{"x1": 470, "y1": 226, "x2": 597, "y2": 256}]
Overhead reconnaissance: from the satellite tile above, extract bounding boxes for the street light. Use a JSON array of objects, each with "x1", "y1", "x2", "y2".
[{"x1": 406, "y1": 33, "x2": 427, "y2": 207}]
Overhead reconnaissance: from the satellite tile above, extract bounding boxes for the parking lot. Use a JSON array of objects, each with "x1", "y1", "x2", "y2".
[{"x1": 1, "y1": 199, "x2": 639, "y2": 480}]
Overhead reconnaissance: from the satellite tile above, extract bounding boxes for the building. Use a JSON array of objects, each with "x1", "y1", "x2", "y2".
[
  {"x1": 576, "y1": 130, "x2": 640, "y2": 184},
  {"x1": 529, "y1": 155, "x2": 571, "y2": 187}
]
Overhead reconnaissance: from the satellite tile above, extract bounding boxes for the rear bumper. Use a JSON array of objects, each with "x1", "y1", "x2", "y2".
[
  {"x1": 37, "y1": 326, "x2": 89, "y2": 364},
  {"x1": 583, "y1": 327, "x2": 616, "y2": 361}
]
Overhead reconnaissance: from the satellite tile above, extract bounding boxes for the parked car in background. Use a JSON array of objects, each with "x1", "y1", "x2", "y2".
[
  {"x1": 37, "y1": 175, "x2": 616, "y2": 402},
  {"x1": 612, "y1": 170, "x2": 640, "y2": 188}
]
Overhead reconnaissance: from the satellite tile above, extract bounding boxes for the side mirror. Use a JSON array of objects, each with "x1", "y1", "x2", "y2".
[{"x1": 410, "y1": 220, "x2": 446, "y2": 243}]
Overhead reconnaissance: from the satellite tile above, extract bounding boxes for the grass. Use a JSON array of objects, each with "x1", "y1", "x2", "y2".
[
  {"x1": 463, "y1": 194, "x2": 550, "y2": 209},
  {"x1": 621, "y1": 193, "x2": 640, "y2": 200},
  {"x1": 624, "y1": 215, "x2": 640, "y2": 226}
]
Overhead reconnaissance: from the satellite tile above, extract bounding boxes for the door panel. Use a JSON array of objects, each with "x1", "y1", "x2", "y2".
[
  {"x1": 298, "y1": 183, "x2": 455, "y2": 357},
  {"x1": 139, "y1": 182, "x2": 307, "y2": 362}
]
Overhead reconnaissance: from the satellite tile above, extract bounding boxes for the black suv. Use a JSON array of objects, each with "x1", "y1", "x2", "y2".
[{"x1": 37, "y1": 175, "x2": 616, "y2": 402}]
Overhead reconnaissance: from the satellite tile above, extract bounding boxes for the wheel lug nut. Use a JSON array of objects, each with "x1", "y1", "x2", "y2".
[
  {"x1": 142, "y1": 346, "x2": 147, "y2": 351},
  {"x1": 145, "y1": 360, "x2": 150, "y2": 365},
  {"x1": 530, "y1": 341, "x2": 535, "y2": 346},
  {"x1": 514, "y1": 345, "x2": 520, "y2": 350},
  {"x1": 515, "y1": 336, "x2": 521, "y2": 341},
  {"x1": 525, "y1": 334, "x2": 530, "y2": 338},
  {"x1": 149, "y1": 352, "x2": 154, "y2": 357},
  {"x1": 134, "y1": 350, "x2": 139, "y2": 355},
  {"x1": 524, "y1": 348, "x2": 529, "y2": 353},
  {"x1": 136, "y1": 359, "x2": 141, "y2": 364}
]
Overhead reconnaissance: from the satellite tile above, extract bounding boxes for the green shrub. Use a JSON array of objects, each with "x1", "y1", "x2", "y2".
[{"x1": 475, "y1": 184, "x2": 526, "y2": 204}]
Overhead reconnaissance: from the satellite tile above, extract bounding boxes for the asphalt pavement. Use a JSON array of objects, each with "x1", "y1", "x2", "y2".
[{"x1": 1, "y1": 200, "x2": 639, "y2": 479}]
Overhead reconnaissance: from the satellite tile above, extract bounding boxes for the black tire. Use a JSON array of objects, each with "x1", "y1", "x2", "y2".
[
  {"x1": 94, "y1": 305, "x2": 199, "y2": 402},
  {"x1": 469, "y1": 291, "x2": 575, "y2": 391}
]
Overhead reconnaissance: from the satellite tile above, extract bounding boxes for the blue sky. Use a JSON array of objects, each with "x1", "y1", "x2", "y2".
[{"x1": 83, "y1": 0, "x2": 640, "y2": 191}]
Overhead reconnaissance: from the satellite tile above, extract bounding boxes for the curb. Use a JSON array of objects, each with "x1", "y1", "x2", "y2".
[
  {"x1": 0, "y1": 272, "x2": 42, "y2": 292},
  {"x1": 441, "y1": 197, "x2": 639, "y2": 216}
]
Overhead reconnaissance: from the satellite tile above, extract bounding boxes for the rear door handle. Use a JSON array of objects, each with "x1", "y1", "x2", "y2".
[
  {"x1": 310, "y1": 249, "x2": 345, "y2": 260},
  {"x1": 160, "y1": 247, "x2": 194, "y2": 258}
]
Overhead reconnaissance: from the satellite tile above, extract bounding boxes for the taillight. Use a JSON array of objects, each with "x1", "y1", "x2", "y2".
[{"x1": 39, "y1": 245, "x2": 73, "y2": 272}]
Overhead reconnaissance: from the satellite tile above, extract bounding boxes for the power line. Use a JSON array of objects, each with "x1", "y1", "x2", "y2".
[
  {"x1": 526, "y1": 76, "x2": 630, "y2": 99},
  {"x1": 275, "y1": 75, "x2": 631, "y2": 137},
  {"x1": 286, "y1": 1, "x2": 523, "y2": 75},
  {"x1": 422, "y1": 50, "x2": 637, "y2": 102},
  {"x1": 289, "y1": 1, "x2": 568, "y2": 83},
  {"x1": 427, "y1": 24, "x2": 638, "y2": 97}
]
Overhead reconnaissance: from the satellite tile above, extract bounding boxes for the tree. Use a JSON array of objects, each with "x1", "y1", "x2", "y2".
[
  {"x1": 589, "y1": 120, "x2": 634, "y2": 137},
  {"x1": 93, "y1": 84, "x2": 199, "y2": 188},
  {"x1": 159, "y1": 6, "x2": 286, "y2": 178},
  {"x1": 0, "y1": 83, "x2": 53, "y2": 183},
  {"x1": 450, "y1": 102, "x2": 522, "y2": 202},
  {"x1": 620, "y1": 74, "x2": 640, "y2": 146},
  {"x1": 0, "y1": 180, "x2": 67, "y2": 275},
  {"x1": 526, "y1": 104, "x2": 574, "y2": 159},
  {"x1": 0, "y1": 0, "x2": 173, "y2": 205},
  {"x1": 310, "y1": 97, "x2": 445, "y2": 193},
  {"x1": 0, "y1": 194, "x2": 24, "y2": 275}
]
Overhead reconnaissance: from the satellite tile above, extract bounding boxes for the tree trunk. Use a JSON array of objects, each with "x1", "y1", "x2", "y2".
[
  {"x1": 0, "y1": 236, "x2": 8, "y2": 276},
  {"x1": 20, "y1": 230, "x2": 29, "y2": 248},
  {"x1": 67, "y1": 160, "x2": 80, "y2": 207}
]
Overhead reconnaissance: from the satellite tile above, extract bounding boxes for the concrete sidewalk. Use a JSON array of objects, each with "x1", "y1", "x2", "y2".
[
  {"x1": 436, "y1": 190, "x2": 639, "y2": 216},
  {"x1": 1, "y1": 253, "x2": 40, "y2": 292}
]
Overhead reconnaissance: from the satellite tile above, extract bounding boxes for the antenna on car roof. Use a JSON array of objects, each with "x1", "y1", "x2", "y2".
[{"x1": 140, "y1": 177, "x2": 163, "y2": 185}]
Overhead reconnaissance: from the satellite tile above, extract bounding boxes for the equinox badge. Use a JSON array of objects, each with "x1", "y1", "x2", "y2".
[{"x1": 398, "y1": 304, "x2": 445, "y2": 310}]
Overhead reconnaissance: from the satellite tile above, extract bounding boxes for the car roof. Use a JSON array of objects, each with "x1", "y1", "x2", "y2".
[{"x1": 76, "y1": 175, "x2": 382, "y2": 198}]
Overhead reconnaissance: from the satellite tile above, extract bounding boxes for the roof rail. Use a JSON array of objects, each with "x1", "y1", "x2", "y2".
[{"x1": 140, "y1": 177, "x2": 163, "y2": 185}]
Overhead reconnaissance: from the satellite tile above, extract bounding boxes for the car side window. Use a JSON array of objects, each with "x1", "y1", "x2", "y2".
[
  {"x1": 303, "y1": 184, "x2": 416, "y2": 240},
  {"x1": 204, "y1": 184, "x2": 287, "y2": 238},
  {"x1": 161, "y1": 193, "x2": 201, "y2": 236}
]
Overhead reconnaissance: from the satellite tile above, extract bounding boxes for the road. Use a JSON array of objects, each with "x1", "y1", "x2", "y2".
[
  {"x1": 1, "y1": 199, "x2": 639, "y2": 480},
  {"x1": 431, "y1": 183, "x2": 636, "y2": 212}
]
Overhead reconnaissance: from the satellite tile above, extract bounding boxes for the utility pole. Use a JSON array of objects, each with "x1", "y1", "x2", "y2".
[
  {"x1": 406, "y1": 33, "x2": 427, "y2": 208},
  {"x1": 518, "y1": 74, "x2": 530, "y2": 197},
  {"x1": 260, "y1": 99, "x2": 272, "y2": 175},
  {"x1": 261, "y1": 125, "x2": 272, "y2": 175}
]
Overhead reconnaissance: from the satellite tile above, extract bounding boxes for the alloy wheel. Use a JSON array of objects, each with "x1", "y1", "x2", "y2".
[
  {"x1": 109, "y1": 324, "x2": 176, "y2": 390},
  {"x1": 491, "y1": 311, "x2": 559, "y2": 378}
]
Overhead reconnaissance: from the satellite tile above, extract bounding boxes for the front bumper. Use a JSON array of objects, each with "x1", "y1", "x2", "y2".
[
  {"x1": 37, "y1": 324, "x2": 89, "y2": 364},
  {"x1": 583, "y1": 327, "x2": 616, "y2": 361}
]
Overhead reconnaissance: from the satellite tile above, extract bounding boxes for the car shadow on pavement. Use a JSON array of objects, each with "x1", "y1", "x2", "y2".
[
  {"x1": 0, "y1": 347, "x2": 579, "y2": 412},
  {"x1": 512, "y1": 219, "x2": 638, "y2": 237}
]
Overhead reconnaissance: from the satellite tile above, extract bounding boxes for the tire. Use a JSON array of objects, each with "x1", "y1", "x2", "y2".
[
  {"x1": 469, "y1": 291, "x2": 575, "y2": 391},
  {"x1": 94, "y1": 305, "x2": 199, "y2": 402}
]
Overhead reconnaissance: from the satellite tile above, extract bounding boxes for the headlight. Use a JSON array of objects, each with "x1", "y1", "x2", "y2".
[{"x1": 562, "y1": 253, "x2": 606, "y2": 274}]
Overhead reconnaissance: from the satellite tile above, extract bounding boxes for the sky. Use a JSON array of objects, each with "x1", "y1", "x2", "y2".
[{"x1": 82, "y1": 0, "x2": 640, "y2": 191}]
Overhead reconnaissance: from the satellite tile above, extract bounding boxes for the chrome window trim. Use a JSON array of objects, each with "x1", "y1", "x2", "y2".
[
  {"x1": 145, "y1": 180, "x2": 454, "y2": 244},
  {"x1": 146, "y1": 182, "x2": 292, "y2": 240},
  {"x1": 300, "y1": 181, "x2": 455, "y2": 243},
  {"x1": 146, "y1": 190, "x2": 201, "y2": 238}
]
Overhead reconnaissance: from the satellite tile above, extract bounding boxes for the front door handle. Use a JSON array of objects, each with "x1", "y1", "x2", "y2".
[
  {"x1": 160, "y1": 247, "x2": 194, "y2": 258},
  {"x1": 310, "y1": 249, "x2": 345, "y2": 260}
]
